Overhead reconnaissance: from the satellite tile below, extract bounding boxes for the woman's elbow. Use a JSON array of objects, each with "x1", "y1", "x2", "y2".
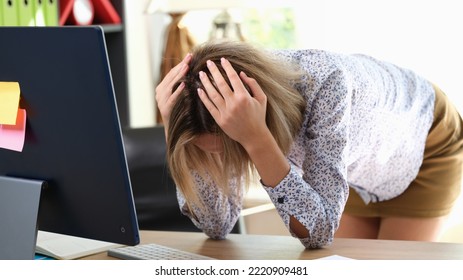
[
  {"x1": 203, "y1": 225, "x2": 233, "y2": 240},
  {"x1": 299, "y1": 235, "x2": 333, "y2": 249}
]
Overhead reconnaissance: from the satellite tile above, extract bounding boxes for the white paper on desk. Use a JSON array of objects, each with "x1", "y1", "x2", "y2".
[
  {"x1": 36, "y1": 231, "x2": 123, "y2": 260},
  {"x1": 315, "y1": 255, "x2": 354, "y2": 260}
]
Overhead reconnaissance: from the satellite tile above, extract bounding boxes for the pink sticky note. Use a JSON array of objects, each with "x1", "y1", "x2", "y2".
[{"x1": 0, "y1": 109, "x2": 27, "y2": 152}]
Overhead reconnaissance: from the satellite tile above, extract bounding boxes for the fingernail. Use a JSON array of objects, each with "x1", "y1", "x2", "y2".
[
  {"x1": 197, "y1": 88, "x2": 203, "y2": 95},
  {"x1": 199, "y1": 71, "x2": 205, "y2": 78},
  {"x1": 206, "y1": 60, "x2": 213, "y2": 67},
  {"x1": 221, "y1": 57, "x2": 230, "y2": 65}
]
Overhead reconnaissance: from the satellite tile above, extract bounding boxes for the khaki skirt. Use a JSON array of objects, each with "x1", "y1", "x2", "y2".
[{"x1": 344, "y1": 84, "x2": 463, "y2": 217}]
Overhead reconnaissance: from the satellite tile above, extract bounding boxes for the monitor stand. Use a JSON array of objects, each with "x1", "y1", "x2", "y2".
[{"x1": 0, "y1": 176, "x2": 46, "y2": 260}]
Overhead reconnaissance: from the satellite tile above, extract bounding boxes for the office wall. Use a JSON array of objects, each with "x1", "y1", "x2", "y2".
[
  {"x1": 124, "y1": 0, "x2": 157, "y2": 128},
  {"x1": 293, "y1": 0, "x2": 463, "y2": 113}
]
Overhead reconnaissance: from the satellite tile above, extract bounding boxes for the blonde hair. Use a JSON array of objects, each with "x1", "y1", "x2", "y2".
[{"x1": 167, "y1": 40, "x2": 306, "y2": 210}]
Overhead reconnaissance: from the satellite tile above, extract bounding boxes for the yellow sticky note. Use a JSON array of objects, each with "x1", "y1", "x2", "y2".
[
  {"x1": 0, "y1": 109, "x2": 27, "y2": 152},
  {"x1": 0, "y1": 82, "x2": 21, "y2": 125}
]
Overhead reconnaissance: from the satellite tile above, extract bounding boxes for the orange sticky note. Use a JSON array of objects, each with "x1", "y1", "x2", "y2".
[
  {"x1": 0, "y1": 109, "x2": 27, "y2": 152},
  {"x1": 0, "y1": 82, "x2": 21, "y2": 125}
]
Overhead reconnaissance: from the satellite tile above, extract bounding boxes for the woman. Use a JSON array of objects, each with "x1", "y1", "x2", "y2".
[{"x1": 156, "y1": 40, "x2": 463, "y2": 248}]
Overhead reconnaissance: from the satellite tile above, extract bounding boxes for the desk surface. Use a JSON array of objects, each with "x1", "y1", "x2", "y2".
[{"x1": 82, "y1": 230, "x2": 463, "y2": 260}]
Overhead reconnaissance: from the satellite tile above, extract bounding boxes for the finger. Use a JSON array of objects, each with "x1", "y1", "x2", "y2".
[
  {"x1": 157, "y1": 65, "x2": 187, "y2": 101},
  {"x1": 220, "y1": 58, "x2": 247, "y2": 95},
  {"x1": 156, "y1": 54, "x2": 191, "y2": 103},
  {"x1": 164, "y1": 53, "x2": 192, "y2": 86},
  {"x1": 240, "y1": 71, "x2": 267, "y2": 103},
  {"x1": 182, "y1": 53, "x2": 192, "y2": 64},
  {"x1": 206, "y1": 60, "x2": 233, "y2": 99},
  {"x1": 199, "y1": 70, "x2": 225, "y2": 109},
  {"x1": 197, "y1": 88, "x2": 221, "y2": 121},
  {"x1": 171, "y1": 59, "x2": 190, "y2": 84},
  {"x1": 156, "y1": 81, "x2": 184, "y2": 125},
  {"x1": 168, "y1": 82, "x2": 185, "y2": 104},
  {"x1": 156, "y1": 78, "x2": 184, "y2": 103},
  {"x1": 174, "y1": 53, "x2": 192, "y2": 74}
]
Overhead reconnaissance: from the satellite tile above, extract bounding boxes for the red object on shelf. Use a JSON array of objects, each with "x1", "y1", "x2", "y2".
[
  {"x1": 59, "y1": 0, "x2": 75, "y2": 25},
  {"x1": 92, "y1": 0, "x2": 121, "y2": 24},
  {"x1": 59, "y1": 0, "x2": 95, "y2": 26}
]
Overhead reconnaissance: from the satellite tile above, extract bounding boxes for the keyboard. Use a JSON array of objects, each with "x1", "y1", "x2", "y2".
[{"x1": 107, "y1": 243, "x2": 216, "y2": 260}]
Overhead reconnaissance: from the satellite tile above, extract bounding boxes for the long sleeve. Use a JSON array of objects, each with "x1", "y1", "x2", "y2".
[
  {"x1": 263, "y1": 69, "x2": 351, "y2": 248},
  {"x1": 176, "y1": 173, "x2": 243, "y2": 239}
]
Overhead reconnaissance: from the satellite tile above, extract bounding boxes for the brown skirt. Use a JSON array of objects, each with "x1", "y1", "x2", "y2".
[{"x1": 344, "y1": 84, "x2": 463, "y2": 217}]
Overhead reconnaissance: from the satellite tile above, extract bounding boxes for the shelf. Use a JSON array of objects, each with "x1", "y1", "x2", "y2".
[{"x1": 97, "y1": 24, "x2": 124, "y2": 33}]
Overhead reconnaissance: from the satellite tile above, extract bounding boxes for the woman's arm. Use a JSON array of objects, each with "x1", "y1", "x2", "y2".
[
  {"x1": 264, "y1": 69, "x2": 351, "y2": 248},
  {"x1": 199, "y1": 58, "x2": 350, "y2": 248},
  {"x1": 176, "y1": 173, "x2": 243, "y2": 239},
  {"x1": 198, "y1": 58, "x2": 313, "y2": 239}
]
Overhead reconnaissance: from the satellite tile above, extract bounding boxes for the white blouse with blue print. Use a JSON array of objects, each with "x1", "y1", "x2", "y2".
[{"x1": 176, "y1": 49, "x2": 435, "y2": 248}]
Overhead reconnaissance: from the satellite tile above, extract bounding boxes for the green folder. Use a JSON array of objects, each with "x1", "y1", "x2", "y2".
[
  {"x1": 1, "y1": 0, "x2": 18, "y2": 26},
  {"x1": 44, "y1": 0, "x2": 58, "y2": 26},
  {"x1": 18, "y1": 0, "x2": 34, "y2": 26},
  {"x1": 0, "y1": 2, "x2": 3, "y2": 26},
  {"x1": 32, "y1": 0, "x2": 45, "y2": 26}
]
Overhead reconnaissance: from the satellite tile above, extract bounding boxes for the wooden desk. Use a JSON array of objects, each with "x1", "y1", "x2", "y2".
[{"x1": 82, "y1": 230, "x2": 463, "y2": 260}]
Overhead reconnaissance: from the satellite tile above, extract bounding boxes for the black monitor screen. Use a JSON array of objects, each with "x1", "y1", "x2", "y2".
[{"x1": 0, "y1": 27, "x2": 139, "y2": 246}]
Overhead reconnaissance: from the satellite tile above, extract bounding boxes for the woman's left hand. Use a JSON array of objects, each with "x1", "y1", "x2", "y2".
[{"x1": 197, "y1": 58, "x2": 269, "y2": 150}]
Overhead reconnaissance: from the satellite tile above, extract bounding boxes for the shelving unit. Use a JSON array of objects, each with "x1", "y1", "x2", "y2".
[{"x1": 57, "y1": 0, "x2": 129, "y2": 126}]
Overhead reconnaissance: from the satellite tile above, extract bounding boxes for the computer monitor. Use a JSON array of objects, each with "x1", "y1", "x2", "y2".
[{"x1": 0, "y1": 27, "x2": 140, "y2": 246}]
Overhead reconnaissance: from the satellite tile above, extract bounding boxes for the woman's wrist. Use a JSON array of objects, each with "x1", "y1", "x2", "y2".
[{"x1": 243, "y1": 130, "x2": 290, "y2": 188}]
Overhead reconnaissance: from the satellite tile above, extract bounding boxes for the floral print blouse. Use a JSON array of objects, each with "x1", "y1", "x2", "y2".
[{"x1": 177, "y1": 49, "x2": 435, "y2": 248}]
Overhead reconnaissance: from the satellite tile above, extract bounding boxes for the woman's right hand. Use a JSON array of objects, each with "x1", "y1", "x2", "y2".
[{"x1": 155, "y1": 53, "x2": 192, "y2": 126}]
